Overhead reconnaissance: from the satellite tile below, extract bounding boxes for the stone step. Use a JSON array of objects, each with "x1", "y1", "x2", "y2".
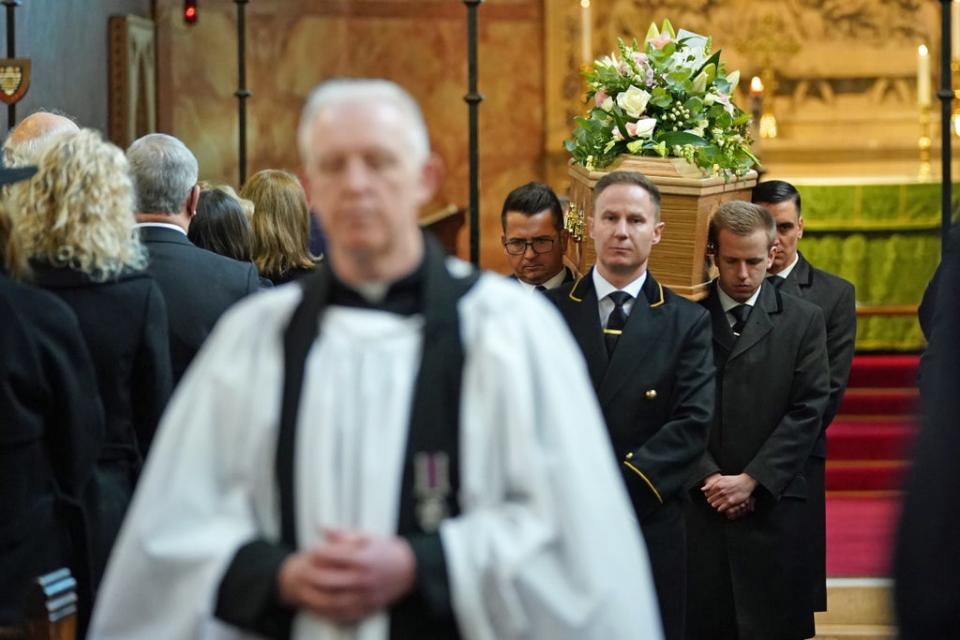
[
  {"x1": 814, "y1": 578, "x2": 895, "y2": 639},
  {"x1": 814, "y1": 624, "x2": 897, "y2": 639}
]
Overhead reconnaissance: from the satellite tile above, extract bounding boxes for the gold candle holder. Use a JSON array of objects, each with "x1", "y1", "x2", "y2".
[
  {"x1": 918, "y1": 103, "x2": 932, "y2": 180},
  {"x1": 758, "y1": 67, "x2": 778, "y2": 139},
  {"x1": 952, "y1": 59, "x2": 960, "y2": 137}
]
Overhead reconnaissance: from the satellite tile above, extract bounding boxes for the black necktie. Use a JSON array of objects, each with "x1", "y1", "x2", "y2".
[
  {"x1": 729, "y1": 304, "x2": 751, "y2": 336},
  {"x1": 604, "y1": 291, "x2": 632, "y2": 355},
  {"x1": 767, "y1": 274, "x2": 785, "y2": 289},
  {"x1": 535, "y1": 285, "x2": 547, "y2": 293}
]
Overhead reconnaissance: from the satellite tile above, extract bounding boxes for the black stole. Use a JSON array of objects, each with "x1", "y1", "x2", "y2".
[{"x1": 277, "y1": 237, "x2": 477, "y2": 638}]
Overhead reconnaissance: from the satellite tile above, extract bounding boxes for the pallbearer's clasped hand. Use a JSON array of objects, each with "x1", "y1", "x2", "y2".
[{"x1": 702, "y1": 473, "x2": 759, "y2": 521}]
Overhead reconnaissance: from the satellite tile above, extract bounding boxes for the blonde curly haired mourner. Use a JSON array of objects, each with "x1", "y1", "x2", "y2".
[{"x1": 13, "y1": 128, "x2": 146, "y2": 281}]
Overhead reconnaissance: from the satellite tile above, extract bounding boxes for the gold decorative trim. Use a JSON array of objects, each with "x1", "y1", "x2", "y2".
[
  {"x1": 649, "y1": 281, "x2": 665, "y2": 308},
  {"x1": 624, "y1": 461, "x2": 663, "y2": 504},
  {"x1": 568, "y1": 276, "x2": 585, "y2": 302}
]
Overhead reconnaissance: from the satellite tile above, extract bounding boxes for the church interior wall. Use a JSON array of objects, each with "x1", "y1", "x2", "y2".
[{"x1": 0, "y1": 0, "x2": 152, "y2": 136}]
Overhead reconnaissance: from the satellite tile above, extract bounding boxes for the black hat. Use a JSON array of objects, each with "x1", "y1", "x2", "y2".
[{"x1": 0, "y1": 165, "x2": 36, "y2": 186}]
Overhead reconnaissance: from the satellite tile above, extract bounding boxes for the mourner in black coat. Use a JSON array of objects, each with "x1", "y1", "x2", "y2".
[
  {"x1": 687, "y1": 202, "x2": 829, "y2": 640},
  {"x1": 753, "y1": 180, "x2": 857, "y2": 611},
  {"x1": 550, "y1": 172, "x2": 714, "y2": 640},
  {"x1": 127, "y1": 133, "x2": 262, "y2": 385},
  {"x1": 30, "y1": 265, "x2": 172, "y2": 586},
  {"x1": 0, "y1": 272, "x2": 104, "y2": 627},
  {"x1": 139, "y1": 226, "x2": 260, "y2": 382}
]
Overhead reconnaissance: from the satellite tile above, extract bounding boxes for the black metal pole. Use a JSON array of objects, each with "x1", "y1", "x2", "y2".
[
  {"x1": 941, "y1": 0, "x2": 954, "y2": 250},
  {"x1": 234, "y1": 0, "x2": 250, "y2": 186},
  {"x1": 3, "y1": 0, "x2": 20, "y2": 131},
  {"x1": 464, "y1": 0, "x2": 483, "y2": 266}
]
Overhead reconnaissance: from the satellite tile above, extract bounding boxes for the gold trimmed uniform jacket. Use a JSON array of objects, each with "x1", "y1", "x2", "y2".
[{"x1": 549, "y1": 269, "x2": 714, "y2": 640}]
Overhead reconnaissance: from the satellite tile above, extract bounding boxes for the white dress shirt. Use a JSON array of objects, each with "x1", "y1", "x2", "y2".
[
  {"x1": 717, "y1": 283, "x2": 763, "y2": 330},
  {"x1": 770, "y1": 252, "x2": 800, "y2": 281},
  {"x1": 516, "y1": 267, "x2": 568, "y2": 293},
  {"x1": 134, "y1": 221, "x2": 188, "y2": 236},
  {"x1": 593, "y1": 268, "x2": 647, "y2": 326}
]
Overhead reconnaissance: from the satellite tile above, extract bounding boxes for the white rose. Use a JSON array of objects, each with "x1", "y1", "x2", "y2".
[
  {"x1": 630, "y1": 117, "x2": 658, "y2": 139},
  {"x1": 616, "y1": 85, "x2": 652, "y2": 118}
]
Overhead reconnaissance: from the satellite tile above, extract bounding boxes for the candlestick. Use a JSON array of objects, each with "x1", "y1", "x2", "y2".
[
  {"x1": 918, "y1": 44, "x2": 931, "y2": 107},
  {"x1": 580, "y1": 0, "x2": 591, "y2": 67}
]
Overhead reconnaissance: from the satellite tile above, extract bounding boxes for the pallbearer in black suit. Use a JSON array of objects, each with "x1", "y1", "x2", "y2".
[
  {"x1": 550, "y1": 171, "x2": 714, "y2": 640},
  {"x1": 753, "y1": 180, "x2": 856, "y2": 612},
  {"x1": 500, "y1": 182, "x2": 574, "y2": 292},
  {"x1": 687, "y1": 202, "x2": 830, "y2": 640}
]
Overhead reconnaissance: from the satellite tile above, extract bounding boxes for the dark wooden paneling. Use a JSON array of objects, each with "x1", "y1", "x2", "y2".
[{"x1": 0, "y1": 0, "x2": 152, "y2": 137}]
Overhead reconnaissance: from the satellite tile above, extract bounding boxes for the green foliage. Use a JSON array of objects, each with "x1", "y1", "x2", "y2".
[{"x1": 567, "y1": 20, "x2": 756, "y2": 177}]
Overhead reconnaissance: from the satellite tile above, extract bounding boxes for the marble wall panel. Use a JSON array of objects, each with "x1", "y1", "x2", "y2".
[{"x1": 157, "y1": 0, "x2": 543, "y2": 271}]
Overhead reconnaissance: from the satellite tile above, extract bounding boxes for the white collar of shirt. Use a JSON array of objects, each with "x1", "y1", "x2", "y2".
[
  {"x1": 771, "y1": 252, "x2": 800, "y2": 281},
  {"x1": 516, "y1": 267, "x2": 567, "y2": 293},
  {"x1": 593, "y1": 268, "x2": 647, "y2": 326},
  {"x1": 134, "y1": 222, "x2": 187, "y2": 236},
  {"x1": 717, "y1": 282, "x2": 763, "y2": 314}
]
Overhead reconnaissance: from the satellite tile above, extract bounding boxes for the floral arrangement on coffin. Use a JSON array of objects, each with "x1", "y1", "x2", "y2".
[{"x1": 566, "y1": 19, "x2": 758, "y2": 178}]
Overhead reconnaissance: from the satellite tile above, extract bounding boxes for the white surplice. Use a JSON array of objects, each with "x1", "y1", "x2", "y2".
[{"x1": 89, "y1": 260, "x2": 663, "y2": 640}]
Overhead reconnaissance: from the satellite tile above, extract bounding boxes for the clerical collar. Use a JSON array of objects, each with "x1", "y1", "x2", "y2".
[
  {"x1": 328, "y1": 260, "x2": 424, "y2": 316},
  {"x1": 771, "y1": 252, "x2": 800, "y2": 280},
  {"x1": 593, "y1": 267, "x2": 646, "y2": 302},
  {"x1": 517, "y1": 267, "x2": 567, "y2": 293},
  {"x1": 717, "y1": 282, "x2": 762, "y2": 313}
]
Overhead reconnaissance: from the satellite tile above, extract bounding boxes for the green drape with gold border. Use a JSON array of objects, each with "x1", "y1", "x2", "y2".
[{"x1": 794, "y1": 182, "x2": 952, "y2": 351}]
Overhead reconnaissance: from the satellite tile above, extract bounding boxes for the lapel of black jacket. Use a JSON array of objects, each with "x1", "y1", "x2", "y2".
[
  {"x1": 597, "y1": 273, "x2": 668, "y2": 408},
  {"x1": 704, "y1": 280, "x2": 735, "y2": 360},
  {"x1": 728, "y1": 281, "x2": 780, "y2": 362},
  {"x1": 792, "y1": 252, "x2": 814, "y2": 295},
  {"x1": 563, "y1": 269, "x2": 608, "y2": 389}
]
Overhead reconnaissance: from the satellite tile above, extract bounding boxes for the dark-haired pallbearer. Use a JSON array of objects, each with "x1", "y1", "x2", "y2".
[
  {"x1": 753, "y1": 179, "x2": 856, "y2": 613},
  {"x1": 549, "y1": 171, "x2": 714, "y2": 640},
  {"x1": 501, "y1": 182, "x2": 574, "y2": 292}
]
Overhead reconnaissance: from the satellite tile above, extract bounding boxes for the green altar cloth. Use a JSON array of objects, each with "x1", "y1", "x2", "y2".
[{"x1": 792, "y1": 180, "x2": 952, "y2": 351}]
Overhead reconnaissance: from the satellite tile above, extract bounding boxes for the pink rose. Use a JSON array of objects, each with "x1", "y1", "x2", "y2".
[
  {"x1": 594, "y1": 90, "x2": 608, "y2": 107},
  {"x1": 650, "y1": 32, "x2": 672, "y2": 49}
]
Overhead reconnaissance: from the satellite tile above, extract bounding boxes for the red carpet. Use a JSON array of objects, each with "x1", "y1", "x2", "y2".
[
  {"x1": 825, "y1": 354, "x2": 919, "y2": 576},
  {"x1": 826, "y1": 495, "x2": 900, "y2": 576}
]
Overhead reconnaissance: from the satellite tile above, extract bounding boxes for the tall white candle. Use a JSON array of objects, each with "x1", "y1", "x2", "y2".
[
  {"x1": 580, "y1": 0, "x2": 591, "y2": 66},
  {"x1": 918, "y1": 44, "x2": 931, "y2": 107}
]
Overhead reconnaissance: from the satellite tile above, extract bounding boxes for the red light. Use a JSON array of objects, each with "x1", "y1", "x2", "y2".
[{"x1": 184, "y1": 1, "x2": 198, "y2": 24}]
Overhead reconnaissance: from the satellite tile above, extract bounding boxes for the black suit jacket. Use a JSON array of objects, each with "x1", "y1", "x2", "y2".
[
  {"x1": 139, "y1": 226, "x2": 260, "y2": 383},
  {"x1": 777, "y1": 252, "x2": 856, "y2": 453},
  {"x1": 686, "y1": 281, "x2": 829, "y2": 640},
  {"x1": 696, "y1": 281, "x2": 829, "y2": 497},
  {"x1": 0, "y1": 273, "x2": 103, "y2": 626},
  {"x1": 775, "y1": 252, "x2": 855, "y2": 611}
]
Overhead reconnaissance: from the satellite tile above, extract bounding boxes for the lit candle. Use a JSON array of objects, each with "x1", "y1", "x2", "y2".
[
  {"x1": 580, "y1": 0, "x2": 591, "y2": 66},
  {"x1": 918, "y1": 44, "x2": 931, "y2": 108},
  {"x1": 749, "y1": 76, "x2": 764, "y2": 97}
]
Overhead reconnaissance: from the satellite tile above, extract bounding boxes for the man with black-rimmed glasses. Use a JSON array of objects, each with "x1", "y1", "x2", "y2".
[{"x1": 500, "y1": 182, "x2": 574, "y2": 292}]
